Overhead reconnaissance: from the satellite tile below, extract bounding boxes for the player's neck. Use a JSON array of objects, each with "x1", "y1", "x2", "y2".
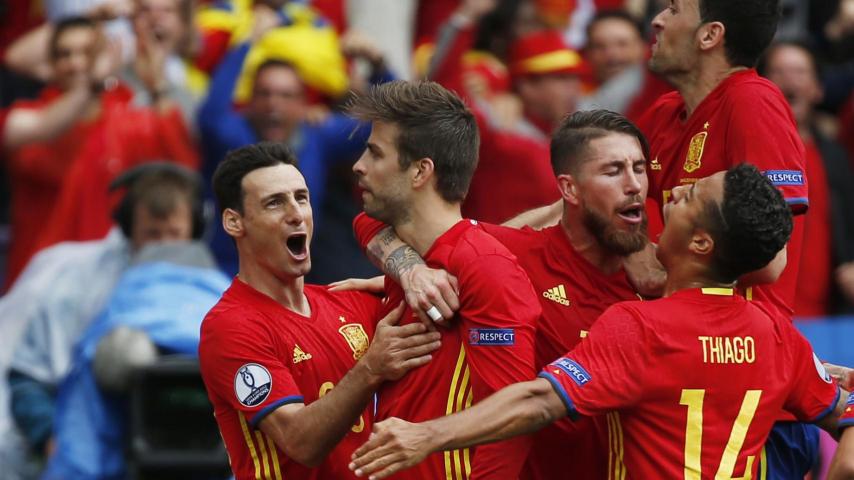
[
  {"x1": 673, "y1": 59, "x2": 748, "y2": 117},
  {"x1": 663, "y1": 262, "x2": 734, "y2": 297},
  {"x1": 394, "y1": 196, "x2": 462, "y2": 257},
  {"x1": 236, "y1": 264, "x2": 311, "y2": 316},
  {"x1": 560, "y1": 217, "x2": 624, "y2": 275}
]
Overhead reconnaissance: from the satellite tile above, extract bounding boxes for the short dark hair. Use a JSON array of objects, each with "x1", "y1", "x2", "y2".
[
  {"x1": 255, "y1": 59, "x2": 301, "y2": 83},
  {"x1": 347, "y1": 80, "x2": 480, "y2": 203},
  {"x1": 586, "y1": 10, "x2": 644, "y2": 42},
  {"x1": 701, "y1": 163, "x2": 792, "y2": 282},
  {"x1": 50, "y1": 17, "x2": 97, "y2": 60},
  {"x1": 699, "y1": 0, "x2": 780, "y2": 68},
  {"x1": 212, "y1": 142, "x2": 299, "y2": 215},
  {"x1": 551, "y1": 110, "x2": 649, "y2": 175}
]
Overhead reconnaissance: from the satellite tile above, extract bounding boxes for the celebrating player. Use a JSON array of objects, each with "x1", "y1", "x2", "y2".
[
  {"x1": 637, "y1": 1, "x2": 819, "y2": 475},
  {"x1": 347, "y1": 80, "x2": 542, "y2": 479},
  {"x1": 348, "y1": 164, "x2": 848, "y2": 480},
  {"x1": 198, "y1": 142, "x2": 441, "y2": 480},
  {"x1": 353, "y1": 109, "x2": 654, "y2": 480}
]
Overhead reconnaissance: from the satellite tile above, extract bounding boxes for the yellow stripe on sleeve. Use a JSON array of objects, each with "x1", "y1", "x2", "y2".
[
  {"x1": 254, "y1": 430, "x2": 272, "y2": 479},
  {"x1": 265, "y1": 434, "x2": 283, "y2": 480},
  {"x1": 238, "y1": 412, "x2": 262, "y2": 480},
  {"x1": 445, "y1": 346, "x2": 468, "y2": 480}
]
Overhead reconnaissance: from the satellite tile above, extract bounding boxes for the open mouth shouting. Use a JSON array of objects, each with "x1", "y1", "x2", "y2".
[
  {"x1": 286, "y1": 232, "x2": 309, "y2": 261},
  {"x1": 616, "y1": 203, "x2": 644, "y2": 225}
]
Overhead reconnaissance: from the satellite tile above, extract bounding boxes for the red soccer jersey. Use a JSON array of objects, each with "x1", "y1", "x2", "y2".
[
  {"x1": 481, "y1": 223, "x2": 641, "y2": 480},
  {"x1": 354, "y1": 213, "x2": 541, "y2": 480},
  {"x1": 199, "y1": 279, "x2": 381, "y2": 480},
  {"x1": 637, "y1": 69, "x2": 807, "y2": 317},
  {"x1": 540, "y1": 288, "x2": 841, "y2": 480}
]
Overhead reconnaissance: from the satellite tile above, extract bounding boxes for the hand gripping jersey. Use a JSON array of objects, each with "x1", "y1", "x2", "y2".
[
  {"x1": 637, "y1": 69, "x2": 807, "y2": 317},
  {"x1": 199, "y1": 280, "x2": 381, "y2": 480},
  {"x1": 540, "y1": 289, "x2": 840, "y2": 480},
  {"x1": 354, "y1": 214, "x2": 541, "y2": 480},
  {"x1": 480, "y1": 223, "x2": 641, "y2": 480}
]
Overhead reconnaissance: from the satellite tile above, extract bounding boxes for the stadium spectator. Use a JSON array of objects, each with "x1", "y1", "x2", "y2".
[
  {"x1": 348, "y1": 165, "x2": 849, "y2": 480},
  {"x1": 636, "y1": 0, "x2": 824, "y2": 477},
  {"x1": 349, "y1": 80, "x2": 541, "y2": 479},
  {"x1": 45, "y1": 241, "x2": 230, "y2": 479},
  {"x1": 350, "y1": 109, "x2": 658, "y2": 480},
  {"x1": 198, "y1": 5, "x2": 393, "y2": 275},
  {"x1": 3, "y1": 16, "x2": 197, "y2": 289},
  {"x1": 578, "y1": 10, "x2": 672, "y2": 120},
  {"x1": 425, "y1": 1, "x2": 584, "y2": 222},
  {"x1": 762, "y1": 41, "x2": 854, "y2": 317},
  {"x1": 199, "y1": 142, "x2": 440, "y2": 479},
  {"x1": 5, "y1": 164, "x2": 202, "y2": 469}
]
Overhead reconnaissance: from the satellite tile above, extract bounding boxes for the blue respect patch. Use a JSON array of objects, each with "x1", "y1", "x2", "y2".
[
  {"x1": 552, "y1": 357, "x2": 592, "y2": 386},
  {"x1": 468, "y1": 328, "x2": 515, "y2": 346},
  {"x1": 764, "y1": 170, "x2": 805, "y2": 186}
]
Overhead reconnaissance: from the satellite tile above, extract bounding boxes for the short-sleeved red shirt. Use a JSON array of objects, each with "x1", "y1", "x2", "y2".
[
  {"x1": 481, "y1": 223, "x2": 641, "y2": 480},
  {"x1": 540, "y1": 288, "x2": 840, "y2": 479},
  {"x1": 199, "y1": 279, "x2": 381, "y2": 480},
  {"x1": 637, "y1": 69, "x2": 807, "y2": 317},
  {"x1": 354, "y1": 213, "x2": 541, "y2": 480}
]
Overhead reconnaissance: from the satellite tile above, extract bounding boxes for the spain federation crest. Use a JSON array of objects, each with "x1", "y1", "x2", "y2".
[
  {"x1": 339, "y1": 324, "x2": 370, "y2": 360},
  {"x1": 683, "y1": 131, "x2": 707, "y2": 173}
]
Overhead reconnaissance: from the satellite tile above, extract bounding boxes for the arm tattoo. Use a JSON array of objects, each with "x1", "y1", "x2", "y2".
[{"x1": 383, "y1": 246, "x2": 425, "y2": 283}]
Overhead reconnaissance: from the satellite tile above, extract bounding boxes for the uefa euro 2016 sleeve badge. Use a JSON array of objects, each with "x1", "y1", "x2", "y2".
[
  {"x1": 683, "y1": 130, "x2": 707, "y2": 173},
  {"x1": 339, "y1": 324, "x2": 370, "y2": 360}
]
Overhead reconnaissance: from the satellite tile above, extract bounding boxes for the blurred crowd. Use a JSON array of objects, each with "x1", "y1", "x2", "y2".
[{"x1": 0, "y1": 0, "x2": 853, "y2": 478}]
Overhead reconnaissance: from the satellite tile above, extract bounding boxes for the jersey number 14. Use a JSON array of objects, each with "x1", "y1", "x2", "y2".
[{"x1": 680, "y1": 389, "x2": 762, "y2": 480}]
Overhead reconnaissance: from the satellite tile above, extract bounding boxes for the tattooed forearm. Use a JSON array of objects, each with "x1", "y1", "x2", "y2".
[
  {"x1": 383, "y1": 245, "x2": 425, "y2": 283},
  {"x1": 366, "y1": 227, "x2": 426, "y2": 279}
]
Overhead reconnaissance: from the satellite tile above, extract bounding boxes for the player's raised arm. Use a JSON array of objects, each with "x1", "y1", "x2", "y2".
[
  {"x1": 355, "y1": 214, "x2": 460, "y2": 324},
  {"x1": 350, "y1": 377, "x2": 564, "y2": 479},
  {"x1": 258, "y1": 303, "x2": 441, "y2": 466}
]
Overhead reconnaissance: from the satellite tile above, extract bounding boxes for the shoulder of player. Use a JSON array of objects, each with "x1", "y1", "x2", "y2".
[
  {"x1": 305, "y1": 284, "x2": 380, "y2": 315},
  {"x1": 450, "y1": 225, "x2": 523, "y2": 265},
  {"x1": 200, "y1": 298, "x2": 271, "y2": 339},
  {"x1": 720, "y1": 75, "x2": 788, "y2": 111},
  {"x1": 480, "y1": 222, "x2": 546, "y2": 250}
]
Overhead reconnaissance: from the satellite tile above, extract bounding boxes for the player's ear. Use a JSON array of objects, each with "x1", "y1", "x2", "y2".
[
  {"x1": 223, "y1": 208, "x2": 245, "y2": 238},
  {"x1": 557, "y1": 174, "x2": 581, "y2": 206},
  {"x1": 697, "y1": 21, "x2": 724, "y2": 52},
  {"x1": 689, "y1": 229, "x2": 714, "y2": 257},
  {"x1": 411, "y1": 157, "x2": 435, "y2": 189}
]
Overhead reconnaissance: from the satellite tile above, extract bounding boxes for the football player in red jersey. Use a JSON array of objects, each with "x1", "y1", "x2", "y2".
[
  {"x1": 348, "y1": 80, "x2": 541, "y2": 479},
  {"x1": 637, "y1": 0, "x2": 819, "y2": 475},
  {"x1": 342, "y1": 109, "x2": 658, "y2": 480},
  {"x1": 348, "y1": 164, "x2": 849, "y2": 480},
  {"x1": 198, "y1": 142, "x2": 441, "y2": 480}
]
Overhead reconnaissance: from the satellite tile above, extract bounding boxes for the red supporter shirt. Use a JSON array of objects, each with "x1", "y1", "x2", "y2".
[
  {"x1": 354, "y1": 213, "x2": 540, "y2": 480},
  {"x1": 637, "y1": 69, "x2": 807, "y2": 317},
  {"x1": 199, "y1": 280, "x2": 381, "y2": 480},
  {"x1": 540, "y1": 288, "x2": 840, "y2": 480},
  {"x1": 481, "y1": 223, "x2": 640, "y2": 480},
  {"x1": 794, "y1": 140, "x2": 832, "y2": 318}
]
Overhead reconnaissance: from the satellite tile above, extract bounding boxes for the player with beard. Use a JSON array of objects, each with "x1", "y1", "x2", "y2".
[
  {"x1": 347, "y1": 109, "x2": 652, "y2": 480},
  {"x1": 349, "y1": 80, "x2": 542, "y2": 480},
  {"x1": 348, "y1": 164, "x2": 848, "y2": 480}
]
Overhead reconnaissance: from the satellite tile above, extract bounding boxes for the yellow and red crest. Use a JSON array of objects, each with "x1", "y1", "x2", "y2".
[
  {"x1": 339, "y1": 324, "x2": 369, "y2": 360},
  {"x1": 683, "y1": 131, "x2": 708, "y2": 173}
]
